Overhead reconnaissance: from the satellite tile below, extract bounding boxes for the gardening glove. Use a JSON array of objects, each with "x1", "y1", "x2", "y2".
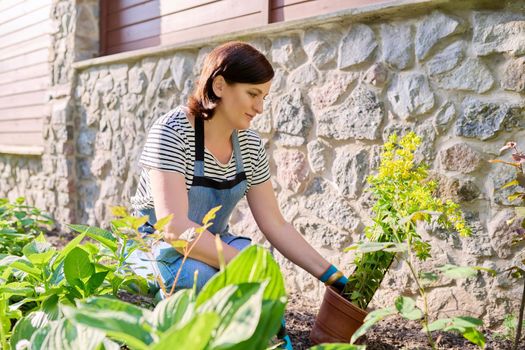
[
  {"x1": 319, "y1": 264, "x2": 348, "y2": 293},
  {"x1": 277, "y1": 317, "x2": 294, "y2": 350}
]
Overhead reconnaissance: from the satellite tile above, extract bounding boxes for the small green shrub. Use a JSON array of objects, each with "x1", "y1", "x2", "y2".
[{"x1": 0, "y1": 197, "x2": 54, "y2": 256}]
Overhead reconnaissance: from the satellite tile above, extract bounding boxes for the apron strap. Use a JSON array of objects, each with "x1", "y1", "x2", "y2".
[{"x1": 195, "y1": 116, "x2": 205, "y2": 162}]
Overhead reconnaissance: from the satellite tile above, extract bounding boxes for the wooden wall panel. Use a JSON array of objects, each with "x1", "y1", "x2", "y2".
[
  {"x1": 101, "y1": 0, "x2": 267, "y2": 55},
  {"x1": 0, "y1": 0, "x2": 52, "y2": 151},
  {"x1": 270, "y1": 0, "x2": 393, "y2": 22}
]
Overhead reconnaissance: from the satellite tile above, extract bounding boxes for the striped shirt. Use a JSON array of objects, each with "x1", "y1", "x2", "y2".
[{"x1": 130, "y1": 106, "x2": 271, "y2": 211}]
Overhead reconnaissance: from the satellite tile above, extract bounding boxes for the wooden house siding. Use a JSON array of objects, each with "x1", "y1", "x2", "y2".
[
  {"x1": 101, "y1": 0, "x2": 269, "y2": 55},
  {"x1": 100, "y1": 0, "x2": 394, "y2": 55},
  {"x1": 0, "y1": 0, "x2": 52, "y2": 150},
  {"x1": 270, "y1": 0, "x2": 394, "y2": 22}
]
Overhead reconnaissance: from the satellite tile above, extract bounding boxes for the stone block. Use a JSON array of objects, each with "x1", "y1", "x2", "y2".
[
  {"x1": 318, "y1": 85, "x2": 384, "y2": 140},
  {"x1": 338, "y1": 23, "x2": 377, "y2": 69},
  {"x1": 415, "y1": 10, "x2": 464, "y2": 61},
  {"x1": 271, "y1": 35, "x2": 307, "y2": 70},
  {"x1": 435, "y1": 58, "x2": 494, "y2": 93},
  {"x1": 472, "y1": 11, "x2": 525, "y2": 57},
  {"x1": 439, "y1": 143, "x2": 481, "y2": 173},
  {"x1": 332, "y1": 147, "x2": 369, "y2": 199},
  {"x1": 381, "y1": 23, "x2": 413, "y2": 70},
  {"x1": 387, "y1": 73, "x2": 434, "y2": 119},
  {"x1": 303, "y1": 28, "x2": 338, "y2": 69}
]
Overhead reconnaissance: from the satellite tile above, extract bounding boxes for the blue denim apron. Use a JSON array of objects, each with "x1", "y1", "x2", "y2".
[{"x1": 127, "y1": 116, "x2": 252, "y2": 296}]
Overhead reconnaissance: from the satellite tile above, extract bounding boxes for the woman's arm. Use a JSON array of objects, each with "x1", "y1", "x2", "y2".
[
  {"x1": 246, "y1": 180, "x2": 333, "y2": 279},
  {"x1": 149, "y1": 168, "x2": 240, "y2": 268}
]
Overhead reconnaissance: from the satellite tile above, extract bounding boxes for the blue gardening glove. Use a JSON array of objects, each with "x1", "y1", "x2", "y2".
[
  {"x1": 277, "y1": 317, "x2": 293, "y2": 350},
  {"x1": 319, "y1": 264, "x2": 348, "y2": 293}
]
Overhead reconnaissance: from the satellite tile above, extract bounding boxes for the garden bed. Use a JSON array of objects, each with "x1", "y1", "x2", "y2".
[
  {"x1": 48, "y1": 230, "x2": 517, "y2": 350},
  {"x1": 284, "y1": 292, "x2": 516, "y2": 350}
]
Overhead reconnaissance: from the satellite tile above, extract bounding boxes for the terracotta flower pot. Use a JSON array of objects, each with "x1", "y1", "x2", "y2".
[{"x1": 310, "y1": 286, "x2": 368, "y2": 344}]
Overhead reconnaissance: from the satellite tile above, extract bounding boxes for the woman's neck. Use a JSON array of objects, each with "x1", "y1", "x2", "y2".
[{"x1": 204, "y1": 109, "x2": 234, "y2": 146}]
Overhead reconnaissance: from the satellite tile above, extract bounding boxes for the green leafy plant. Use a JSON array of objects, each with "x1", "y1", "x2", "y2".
[
  {"x1": 0, "y1": 197, "x2": 54, "y2": 256},
  {"x1": 348, "y1": 242, "x2": 492, "y2": 349},
  {"x1": 344, "y1": 132, "x2": 471, "y2": 309},
  {"x1": 343, "y1": 132, "x2": 490, "y2": 349},
  {"x1": 0, "y1": 210, "x2": 152, "y2": 348},
  {"x1": 14, "y1": 245, "x2": 287, "y2": 350},
  {"x1": 489, "y1": 141, "x2": 525, "y2": 350}
]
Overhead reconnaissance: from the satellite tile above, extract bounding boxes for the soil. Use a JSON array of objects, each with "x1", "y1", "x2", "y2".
[{"x1": 285, "y1": 292, "x2": 519, "y2": 350}]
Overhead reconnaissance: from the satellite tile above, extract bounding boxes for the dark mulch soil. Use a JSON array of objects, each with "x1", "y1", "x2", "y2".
[{"x1": 285, "y1": 292, "x2": 518, "y2": 350}]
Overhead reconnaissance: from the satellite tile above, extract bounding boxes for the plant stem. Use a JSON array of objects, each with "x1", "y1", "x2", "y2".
[
  {"x1": 169, "y1": 228, "x2": 207, "y2": 296},
  {"x1": 514, "y1": 276, "x2": 525, "y2": 350},
  {"x1": 406, "y1": 235, "x2": 436, "y2": 350}
]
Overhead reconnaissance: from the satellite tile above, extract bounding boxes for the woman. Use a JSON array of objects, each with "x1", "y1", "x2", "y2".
[{"x1": 129, "y1": 41, "x2": 347, "y2": 349}]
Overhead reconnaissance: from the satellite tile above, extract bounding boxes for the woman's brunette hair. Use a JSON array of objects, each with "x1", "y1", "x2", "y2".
[{"x1": 187, "y1": 41, "x2": 274, "y2": 120}]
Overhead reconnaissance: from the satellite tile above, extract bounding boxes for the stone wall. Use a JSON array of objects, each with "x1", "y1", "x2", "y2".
[{"x1": 1, "y1": 0, "x2": 524, "y2": 328}]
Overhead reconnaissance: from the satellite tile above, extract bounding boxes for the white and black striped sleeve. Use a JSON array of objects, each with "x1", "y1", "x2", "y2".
[
  {"x1": 251, "y1": 138, "x2": 271, "y2": 186},
  {"x1": 138, "y1": 122, "x2": 186, "y2": 175}
]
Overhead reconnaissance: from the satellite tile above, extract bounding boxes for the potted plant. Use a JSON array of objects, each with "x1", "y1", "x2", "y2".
[{"x1": 311, "y1": 132, "x2": 471, "y2": 344}]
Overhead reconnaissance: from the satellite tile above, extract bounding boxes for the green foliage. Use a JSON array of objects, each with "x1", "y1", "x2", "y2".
[
  {"x1": 0, "y1": 197, "x2": 54, "y2": 256},
  {"x1": 345, "y1": 132, "x2": 486, "y2": 349},
  {"x1": 0, "y1": 207, "x2": 152, "y2": 349},
  {"x1": 48, "y1": 245, "x2": 287, "y2": 350},
  {"x1": 344, "y1": 132, "x2": 471, "y2": 309}
]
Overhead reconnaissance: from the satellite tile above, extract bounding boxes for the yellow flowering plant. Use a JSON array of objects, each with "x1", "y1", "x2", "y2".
[
  {"x1": 344, "y1": 132, "x2": 493, "y2": 348},
  {"x1": 344, "y1": 132, "x2": 471, "y2": 310}
]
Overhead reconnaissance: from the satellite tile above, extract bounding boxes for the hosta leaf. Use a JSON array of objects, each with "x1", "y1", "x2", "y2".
[
  {"x1": 9, "y1": 259, "x2": 40, "y2": 277},
  {"x1": 22, "y1": 234, "x2": 55, "y2": 265},
  {"x1": 10, "y1": 311, "x2": 50, "y2": 349},
  {"x1": 209, "y1": 282, "x2": 266, "y2": 348},
  {"x1": 81, "y1": 296, "x2": 148, "y2": 318},
  {"x1": 196, "y1": 245, "x2": 286, "y2": 306},
  {"x1": 438, "y1": 264, "x2": 478, "y2": 279},
  {"x1": 62, "y1": 305, "x2": 151, "y2": 349},
  {"x1": 152, "y1": 312, "x2": 219, "y2": 350},
  {"x1": 39, "y1": 318, "x2": 107, "y2": 350},
  {"x1": 228, "y1": 298, "x2": 286, "y2": 350},
  {"x1": 150, "y1": 289, "x2": 195, "y2": 332}
]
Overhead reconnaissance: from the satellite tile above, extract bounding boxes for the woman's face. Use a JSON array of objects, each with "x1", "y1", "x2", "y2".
[{"x1": 214, "y1": 77, "x2": 272, "y2": 130}]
